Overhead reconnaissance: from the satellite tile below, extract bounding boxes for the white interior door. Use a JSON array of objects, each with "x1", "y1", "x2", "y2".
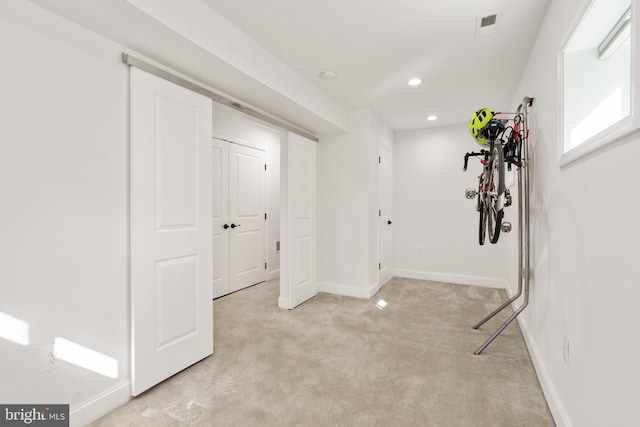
[
  {"x1": 229, "y1": 143, "x2": 266, "y2": 292},
  {"x1": 283, "y1": 132, "x2": 317, "y2": 309},
  {"x1": 212, "y1": 139, "x2": 230, "y2": 298},
  {"x1": 378, "y1": 145, "x2": 392, "y2": 286},
  {"x1": 130, "y1": 68, "x2": 213, "y2": 396}
]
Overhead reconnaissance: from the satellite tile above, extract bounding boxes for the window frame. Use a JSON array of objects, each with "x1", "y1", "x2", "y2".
[{"x1": 558, "y1": 0, "x2": 640, "y2": 167}]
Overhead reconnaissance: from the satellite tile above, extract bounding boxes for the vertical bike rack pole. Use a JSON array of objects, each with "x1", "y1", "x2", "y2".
[
  {"x1": 472, "y1": 148, "x2": 524, "y2": 330},
  {"x1": 473, "y1": 97, "x2": 533, "y2": 355}
]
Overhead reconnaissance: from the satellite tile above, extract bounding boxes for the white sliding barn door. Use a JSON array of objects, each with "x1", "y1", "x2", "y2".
[
  {"x1": 130, "y1": 68, "x2": 213, "y2": 396},
  {"x1": 280, "y1": 132, "x2": 317, "y2": 309},
  {"x1": 378, "y1": 145, "x2": 392, "y2": 286}
]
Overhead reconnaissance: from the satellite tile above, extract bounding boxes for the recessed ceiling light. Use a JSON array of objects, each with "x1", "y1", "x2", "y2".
[
  {"x1": 407, "y1": 78, "x2": 422, "y2": 86},
  {"x1": 319, "y1": 71, "x2": 338, "y2": 80},
  {"x1": 427, "y1": 115, "x2": 438, "y2": 121}
]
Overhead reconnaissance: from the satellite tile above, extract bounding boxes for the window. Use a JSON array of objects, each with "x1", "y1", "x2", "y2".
[{"x1": 560, "y1": 0, "x2": 639, "y2": 166}]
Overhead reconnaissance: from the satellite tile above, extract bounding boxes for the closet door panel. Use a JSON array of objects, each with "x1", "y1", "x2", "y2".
[
  {"x1": 229, "y1": 143, "x2": 266, "y2": 292},
  {"x1": 212, "y1": 139, "x2": 230, "y2": 298}
]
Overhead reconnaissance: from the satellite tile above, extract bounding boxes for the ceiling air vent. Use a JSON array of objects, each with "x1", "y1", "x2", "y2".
[{"x1": 476, "y1": 13, "x2": 498, "y2": 37}]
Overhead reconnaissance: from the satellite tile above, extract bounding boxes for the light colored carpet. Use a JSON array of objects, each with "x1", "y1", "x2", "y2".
[{"x1": 93, "y1": 278, "x2": 554, "y2": 426}]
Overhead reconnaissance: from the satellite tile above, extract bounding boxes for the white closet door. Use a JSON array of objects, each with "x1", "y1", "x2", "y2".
[
  {"x1": 212, "y1": 139, "x2": 230, "y2": 298},
  {"x1": 378, "y1": 144, "x2": 392, "y2": 286},
  {"x1": 229, "y1": 143, "x2": 266, "y2": 292},
  {"x1": 285, "y1": 132, "x2": 317, "y2": 308},
  {"x1": 130, "y1": 68, "x2": 213, "y2": 396}
]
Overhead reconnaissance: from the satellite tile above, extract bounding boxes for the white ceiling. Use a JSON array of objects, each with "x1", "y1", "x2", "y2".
[
  {"x1": 202, "y1": 0, "x2": 551, "y2": 130},
  {"x1": 27, "y1": 0, "x2": 550, "y2": 134}
]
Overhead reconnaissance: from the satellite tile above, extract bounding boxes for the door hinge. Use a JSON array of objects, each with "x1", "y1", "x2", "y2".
[
  {"x1": 265, "y1": 262, "x2": 268, "y2": 270},
  {"x1": 265, "y1": 213, "x2": 267, "y2": 220},
  {"x1": 379, "y1": 209, "x2": 381, "y2": 217},
  {"x1": 378, "y1": 262, "x2": 381, "y2": 270},
  {"x1": 378, "y1": 156, "x2": 381, "y2": 164},
  {"x1": 265, "y1": 164, "x2": 267, "y2": 170}
]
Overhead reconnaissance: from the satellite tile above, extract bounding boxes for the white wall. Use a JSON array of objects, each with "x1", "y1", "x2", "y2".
[
  {"x1": 0, "y1": 2, "x2": 285, "y2": 425},
  {"x1": 510, "y1": 0, "x2": 640, "y2": 425},
  {"x1": 392, "y1": 125, "x2": 510, "y2": 287},
  {"x1": 316, "y1": 110, "x2": 393, "y2": 297},
  {"x1": 0, "y1": 2, "x2": 131, "y2": 423},
  {"x1": 211, "y1": 105, "x2": 281, "y2": 280}
]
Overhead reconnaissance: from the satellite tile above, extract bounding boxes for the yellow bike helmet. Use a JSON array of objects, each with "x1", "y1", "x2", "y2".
[{"x1": 469, "y1": 108, "x2": 493, "y2": 145}]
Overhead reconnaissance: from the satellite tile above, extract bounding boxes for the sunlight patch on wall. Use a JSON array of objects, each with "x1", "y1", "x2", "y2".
[
  {"x1": 0, "y1": 311, "x2": 30, "y2": 346},
  {"x1": 569, "y1": 87, "x2": 622, "y2": 150},
  {"x1": 54, "y1": 337, "x2": 118, "y2": 379}
]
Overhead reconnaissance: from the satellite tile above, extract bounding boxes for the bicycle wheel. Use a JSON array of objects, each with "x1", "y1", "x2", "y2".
[
  {"x1": 478, "y1": 175, "x2": 486, "y2": 246},
  {"x1": 487, "y1": 142, "x2": 505, "y2": 244}
]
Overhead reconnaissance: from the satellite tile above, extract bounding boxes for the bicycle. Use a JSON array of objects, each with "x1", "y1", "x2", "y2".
[{"x1": 464, "y1": 110, "x2": 524, "y2": 245}]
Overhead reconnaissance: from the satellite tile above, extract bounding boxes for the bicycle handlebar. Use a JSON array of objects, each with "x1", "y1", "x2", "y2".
[{"x1": 463, "y1": 150, "x2": 488, "y2": 171}]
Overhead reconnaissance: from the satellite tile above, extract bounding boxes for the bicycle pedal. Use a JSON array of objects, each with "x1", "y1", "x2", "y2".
[
  {"x1": 465, "y1": 188, "x2": 477, "y2": 199},
  {"x1": 501, "y1": 222, "x2": 512, "y2": 233}
]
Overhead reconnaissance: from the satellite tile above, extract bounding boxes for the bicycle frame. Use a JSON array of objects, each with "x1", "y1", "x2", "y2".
[{"x1": 464, "y1": 112, "x2": 525, "y2": 245}]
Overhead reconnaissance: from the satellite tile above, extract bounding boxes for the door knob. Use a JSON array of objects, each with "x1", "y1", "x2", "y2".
[
  {"x1": 222, "y1": 224, "x2": 229, "y2": 229},
  {"x1": 230, "y1": 223, "x2": 241, "y2": 229},
  {"x1": 387, "y1": 220, "x2": 392, "y2": 225}
]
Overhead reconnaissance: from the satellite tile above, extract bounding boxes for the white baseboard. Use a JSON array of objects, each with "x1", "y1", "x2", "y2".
[
  {"x1": 505, "y1": 287, "x2": 572, "y2": 427},
  {"x1": 367, "y1": 280, "x2": 382, "y2": 298},
  {"x1": 70, "y1": 381, "x2": 131, "y2": 427},
  {"x1": 278, "y1": 295, "x2": 289, "y2": 309},
  {"x1": 393, "y1": 269, "x2": 507, "y2": 289},
  {"x1": 318, "y1": 282, "x2": 372, "y2": 299},
  {"x1": 266, "y1": 269, "x2": 280, "y2": 281}
]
